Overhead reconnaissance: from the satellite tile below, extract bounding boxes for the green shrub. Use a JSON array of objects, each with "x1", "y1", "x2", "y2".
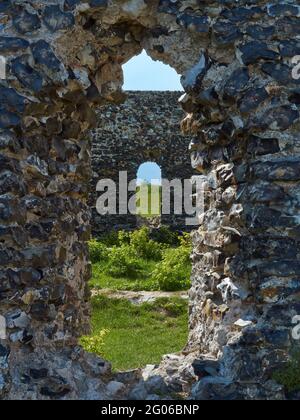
[
  {"x1": 80, "y1": 329, "x2": 109, "y2": 356},
  {"x1": 150, "y1": 225, "x2": 180, "y2": 246},
  {"x1": 88, "y1": 239, "x2": 110, "y2": 263},
  {"x1": 98, "y1": 231, "x2": 120, "y2": 247},
  {"x1": 105, "y1": 245, "x2": 143, "y2": 278},
  {"x1": 118, "y1": 230, "x2": 131, "y2": 246},
  {"x1": 178, "y1": 232, "x2": 192, "y2": 248},
  {"x1": 152, "y1": 245, "x2": 191, "y2": 291},
  {"x1": 273, "y1": 351, "x2": 300, "y2": 392},
  {"x1": 130, "y1": 227, "x2": 163, "y2": 261}
]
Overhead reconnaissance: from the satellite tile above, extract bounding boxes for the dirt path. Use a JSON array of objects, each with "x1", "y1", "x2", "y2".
[{"x1": 91, "y1": 288, "x2": 189, "y2": 305}]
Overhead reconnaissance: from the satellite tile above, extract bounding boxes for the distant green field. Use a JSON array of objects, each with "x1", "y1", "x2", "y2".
[{"x1": 136, "y1": 184, "x2": 162, "y2": 217}]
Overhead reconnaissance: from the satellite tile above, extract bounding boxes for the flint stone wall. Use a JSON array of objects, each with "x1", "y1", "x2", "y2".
[
  {"x1": 90, "y1": 91, "x2": 195, "y2": 235},
  {"x1": 0, "y1": 0, "x2": 299, "y2": 400}
]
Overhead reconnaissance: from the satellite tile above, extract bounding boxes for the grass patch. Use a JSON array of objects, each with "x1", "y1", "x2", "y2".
[
  {"x1": 90, "y1": 259, "x2": 159, "y2": 291},
  {"x1": 83, "y1": 295, "x2": 188, "y2": 371}
]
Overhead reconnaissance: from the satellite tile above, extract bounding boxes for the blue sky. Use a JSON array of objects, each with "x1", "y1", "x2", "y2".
[
  {"x1": 137, "y1": 163, "x2": 162, "y2": 185},
  {"x1": 124, "y1": 51, "x2": 181, "y2": 183},
  {"x1": 123, "y1": 50, "x2": 183, "y2": 91}
]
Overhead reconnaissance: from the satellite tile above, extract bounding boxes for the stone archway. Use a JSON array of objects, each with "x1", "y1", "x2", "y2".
[{"x1": 0, "y1": 0, "x2": 299, "y2": 400}]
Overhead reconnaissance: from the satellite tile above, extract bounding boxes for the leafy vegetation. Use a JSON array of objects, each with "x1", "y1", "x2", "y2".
[
  {"x1": 273, "y1": 351, "x2": 300, "y2": 393},
  {"x1": 81, "y1": 295, "x2": 188, "y2": 370},
  {"x1": 152, "y1": 245, "x2": 191, "y2": 291},
  {"x1": 106, "y1": 245, "x2": 143, "y2": 279},
  {"x1": 80, "y1": 329, "x2": 109, "y2": 356},
  {"x1": 88, "y1": 227, "x2": 192, "y2": 292}
]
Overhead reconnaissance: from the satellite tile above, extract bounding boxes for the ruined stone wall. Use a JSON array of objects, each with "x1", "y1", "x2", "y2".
[
  {"x1": 90, "y1": 91, "x2": 194, "y2": 235},
  {"x1": 0, "y1": 0, "x2": 299, "y2": 400}
]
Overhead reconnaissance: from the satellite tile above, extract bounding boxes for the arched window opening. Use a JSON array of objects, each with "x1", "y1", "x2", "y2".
[
  {"x1": 136, "y1": 162, "x2": 162, "y2": 218},
  {"x1": 123, "y1": 50, "x2": 183, "y2": 91}
]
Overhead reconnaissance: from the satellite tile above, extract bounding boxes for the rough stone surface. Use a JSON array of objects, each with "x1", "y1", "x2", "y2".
[{"x1": 0, "y1": 0, "x2": 299, "y2": 400}]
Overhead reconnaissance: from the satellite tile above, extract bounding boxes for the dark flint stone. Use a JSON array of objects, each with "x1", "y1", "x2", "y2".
[
  {"x1": 0, "y1": 171, "x2": 25, "y2": 195},
  {"x1": 0, "y1": 36, "x2": 29, "y2": 53},
  {"x1": 221, "y1": 7, "x2": 260, "y2": 22},
  {"x1": 177, "y1": 14, "x2": 210, "y2": 33},
  {"x1": 261, "y1": 62, "x2": 300, "y2": 86},
  {"x1": 65, "y1": 0, "x2": 81, "y2": 10},
  {"x1": 221, "y1": 119, "x2": 236, "y2": 139},
  {"x1": 239, "y1": 88, "x2": 268, "y2": 113},
  {"x1": 258, "y1": 261, "x2": 300, "y2": 278},
  {"x1": 0, "y1": 344, "x2": 10, "y2": 359},
  {"x1": 11, "y1": 57, "x2": 43, "y2": 93},
  {"x1": 89, "y1": 0, "x2": 108, "y2": 7},
  {"x1": 289, "y1": 89, "x2": 300, "y2": 105},
  {"x1": 181, "y1": 53, "x2": 210, "y2": 93},
  {"x1": 150, "y1": 27, "x2": 169, "y2": 38},
  {"x1": 0, "y1": 130, "x2": 20, "y2": 152},
  {"x1": 251, "y1": 160, "x2": 300, "y2": 182},
  {"x1": 245, "y1": 206, "x2": 283, "y2": 229},
  {"x1": 13, "y1": 10, "x2": 41, "y2": 34},
  {"x1": 240, "y1": 41, "x2": 279, "y2": 65},
  {"x1": 276, "y1": 17, "x2": 300, "y2": 37},
  {"x1": 0, "y1": 154, "x2": 20, "y2": 172},
  {"x1": 30, "y1": 368, "x2": 49, "y2": 380},
  {"x1": 0, "y1": 1, "x2": 11, "y2": 13},
  {"x1": 40, "y1": 386, "x2": 71, "y2": 398},
  {"x1": 193, "y1": 359, "x2": 220, "y2": 378},
  {"x1": 265, "y1": 106, "x2": 299, "y2": 130},
  {"x1": 43, "y1": 5, "x2": 75, "y2": 32},
  {"x1": 247, "y1": 136, "x2": 280, "y2": 157},
  {"x1": 31, "y1": 40, "x2": 61, "y2": 71},
  {"x1": 30, "y1": 303, "x2": 51, "y2": 321},
  {"x1": 213, "y1": 21, "x2": 241, "y2": 45},
  {"x1": 197, "y1": 87, "x2": 219, "y2": 106},
  {"x1": 20, "y1": 330, "x2": 33, "y2": 345},
  {"x1": 158, "y1": 0, "x2": 179, "y2": 14},
  {"x1": 279, "y1": 40, "x2": 300, "y2": 58},
  {"x1": 0, "y1": 194, "x2": 26, "y2": 224},
  {"x1": 245, "y1": 182, "x2": 285, "y2": 203},
  {"x1": 250, "y1": 106, "x2": 299, "y2": 131},
  {"x1": 246, "y1": 25, "x2": 275, "y2": 41},
  {"x1": 224, "y1": 68, "x2": 249, "y2": 100},
  {"x1": 153, "y1": 45, "x2": 164, "y2": 54},
  {"x1": 0, "y1": 87, "x2": 26, "y2": 113},
  {"x1": 243, "y1": 237, "x2": 297, "y2": 260},
  {"x1": 0, "y1": 109, "x2": 20, "y2": 129},
  {"x1": 267, "y1": 3, "x2": 299, "y2": 17}
]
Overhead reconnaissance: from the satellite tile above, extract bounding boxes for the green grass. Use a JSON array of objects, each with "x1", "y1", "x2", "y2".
[
  {"x1": 84, "y1": 295, "x2": 188, "y2": 371},
  {"x1": 90, "y1": 259, "x2": 159, "y2": 291}
]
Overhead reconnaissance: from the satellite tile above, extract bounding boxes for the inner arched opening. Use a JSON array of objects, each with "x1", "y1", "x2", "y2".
[{"x1": 136, "y1": 161, "x2": 162, "y2": 220}]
